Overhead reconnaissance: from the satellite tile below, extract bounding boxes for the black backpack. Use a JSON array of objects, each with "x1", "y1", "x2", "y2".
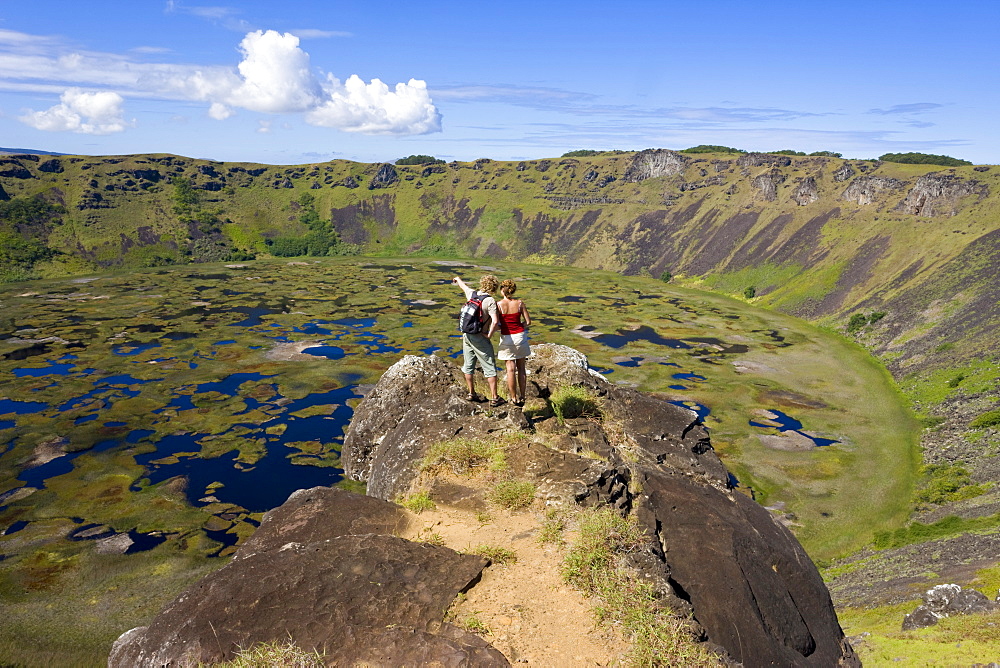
[{"x1": 458, "y1": 293, "x2": 486, "y2": 334}]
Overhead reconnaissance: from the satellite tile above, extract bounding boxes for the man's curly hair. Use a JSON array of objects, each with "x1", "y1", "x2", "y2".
[{"x1": 479, "y1": 274, "x2": 499, "y2": 293}]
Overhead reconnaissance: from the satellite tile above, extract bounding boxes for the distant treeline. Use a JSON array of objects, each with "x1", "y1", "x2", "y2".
[
  {"x1": 395, "y1": 155, "x2": 446, "y2": 165},
  {"x1": 878, "y1": 152, "x2": 972, "y2": 167}
]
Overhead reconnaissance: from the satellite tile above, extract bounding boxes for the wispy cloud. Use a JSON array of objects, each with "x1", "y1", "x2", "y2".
[
  {"x1": 434, "y1": 83, "x2": 595, "y2": 105},
  {"x1": 868, "y1": 103, "x2": 943, "y2": 115},
  {"x1": 164, "y1": 1, "x2": 255, "y2": 32},
  {"x1": 131, "y1": 46, "x2": 172, "y2": 54},
  {"x1": 290, "y1": 29, "x2": 352, "y2": 39},
  {"x1": 5, "y1": 28, "x2": 441, "y2": 136},
  {"x1": 434, "y1": 83, "x2": 821, "y2": 124}
]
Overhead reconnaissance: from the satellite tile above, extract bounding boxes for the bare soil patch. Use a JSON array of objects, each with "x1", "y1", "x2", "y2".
[{"x1": 400, "y1": 500, "x2": 628, "y2": 666}]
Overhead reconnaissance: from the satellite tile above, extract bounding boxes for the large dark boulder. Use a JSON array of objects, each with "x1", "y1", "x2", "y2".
[
  {"x1": 343, "y1": 344, "x2": 859, "y2": 666},
  {"x1": 109, "y1": 488, "x2": 507, "y2": 667},
  {"x1": 635, "y1": 470, "x2": 857, "y2": 665}
]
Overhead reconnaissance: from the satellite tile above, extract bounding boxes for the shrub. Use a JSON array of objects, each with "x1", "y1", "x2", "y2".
[
  {"x1": 878, "y1": 152, "x2": 971, "y2": 166},
  {"x1": 970, "y1": 408, "x2": 1000, "y2": 430},
  {"x1": 420, "y1": 437, "x2": 506, "y2": 475},
  {"x1": 743, "y1": 285, "x2": 756, "y2": 299},
  {"x1": 488, "y1": 480, "x2": 535, "y2": 511},
  {"x1": 771, "y1": 150, "x2": 806, "y2": 156},
  {"x1": 847, "y1": 311, "x2": 886, "y2": 334},
  {"x1": 659, "y1": 270, "x2": 672, "y2": 283},
  {"x1": 915, "y1": 463, "x2": 990, "y2": 506},
  {"x1": 551, "y1": 386, "x2": 601, "y2": 423},
  {"x1": 679, "y1": 145, "x2": 746, "y2": 154},
  {"x1": 561, "y1": 149, "x2": 601, "y2": 157},
  {"x1": 395, "y1": 154, "x2": 445, "y2": 165},
  {"x1": 809, "y1": 151, "x2": 843, "y2": 157}
]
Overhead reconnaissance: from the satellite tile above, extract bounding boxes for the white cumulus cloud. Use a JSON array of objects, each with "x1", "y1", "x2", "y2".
[
  {"x1": 5, "y1": 27, "x2": 440, "y2": 136},
  {"x1": 306, "y1": 75, "x2": 440, "y2": 135},
  {"x1": 224, "y1": 30, "x2": 321, "y2": 113},
  {"x1": 20, "y1": 88, "x2": 130, "y2": 134}
]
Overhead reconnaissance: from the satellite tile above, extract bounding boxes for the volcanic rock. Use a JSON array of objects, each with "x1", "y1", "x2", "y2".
[
  {"x1": 109, "y1": 488, "x2": 506, "y2": 667},
  {"x1": 840, "y1": 175, "x2": 905, "y2": 205},
  {"x1": 343, "y1": 344, "x2": 859, "y2": 666},
  {"x1": 368, "y1": 163, "x2": 399, "y2": 189},
  {"x1": 901, "y1": 583, "x2": 999, "y2": 630},
  {"x1": 894, "y1": 174, "x2": 989, "y2": 217},
  {"x1": 623, "y1": 149, "x2": 687, "y2": 182}
]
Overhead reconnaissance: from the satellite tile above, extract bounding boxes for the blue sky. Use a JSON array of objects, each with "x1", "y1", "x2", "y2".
[{"x1": 1, "y1": 1, "x2": 998, "y2": 164}]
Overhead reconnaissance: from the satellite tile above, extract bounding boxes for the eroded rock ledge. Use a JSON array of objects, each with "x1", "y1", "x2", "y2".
[{"x1": 110, "y1": 344, "x2": 859, "y2": 667}]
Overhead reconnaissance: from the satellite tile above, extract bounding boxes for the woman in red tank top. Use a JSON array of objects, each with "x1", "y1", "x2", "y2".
[{"x1": 495, "y1": 279, "x2": 531, "y2": 406}]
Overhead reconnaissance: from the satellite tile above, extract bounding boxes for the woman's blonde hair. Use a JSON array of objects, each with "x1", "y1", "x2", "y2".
[
  {"x1": 499, "y1": 279, "x2": 517, "y2": 296},
  {"x1": 479, "y1": 274, "x2": 499, "y2": 293}
]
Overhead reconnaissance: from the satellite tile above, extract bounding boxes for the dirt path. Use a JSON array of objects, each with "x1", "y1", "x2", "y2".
[{"x1": 400, "y1": 503, "x2": 628, "y2": 666}]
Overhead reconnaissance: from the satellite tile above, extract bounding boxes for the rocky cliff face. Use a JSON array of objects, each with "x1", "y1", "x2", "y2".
[{"x1": 110, "y1": 344, "x2": 858, "y2": 666}]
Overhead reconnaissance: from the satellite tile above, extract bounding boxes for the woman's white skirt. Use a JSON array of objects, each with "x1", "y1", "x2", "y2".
[{"x1": 497, "y1": 331, "x2": 530, "y2": 360}]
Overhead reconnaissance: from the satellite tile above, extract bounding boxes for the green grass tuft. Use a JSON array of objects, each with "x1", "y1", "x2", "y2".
[
  {"x1": 209, "y1": 639, "x2": 325, "y2": 667},
  {"x1": 551, "y1": 385, "x2": 601, "y2": 423},
  {"x1": 470, "y1": 544, "x2": 518, "y2": 565},
  {"x1": 914, "y1": 463, "x2": 992, "y2": 506},
  {"x1": 538, "y1": 508, "x2": 568, "y2": 545},
  {"x1": 562, "y1": 508, "x2": 719, "y2": 666},
  {"x1": 488, "y1": 479, "x2": 536, "y2": 511},
  {"x1": 970, "y1": 408, "x2": 1000, "y2": 430},
  {"x1": 398, "y1": 490, "x2": 436, "y2": 513},
  {"x1": 873, "y1": 513, "x2": 1000, "y2": 550},
  {"x1": 420, "y1": 436, "x2": 507, "y2": 475}
]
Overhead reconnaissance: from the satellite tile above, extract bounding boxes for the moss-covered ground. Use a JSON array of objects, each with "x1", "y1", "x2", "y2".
[{"x1": 0, "y1": 256, "x2": 918, "y2": 663}]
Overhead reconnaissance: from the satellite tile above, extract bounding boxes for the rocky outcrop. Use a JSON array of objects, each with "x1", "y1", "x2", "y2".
[
  {"x1": 752, "y1": 169, "x2": 787, "y2": 201},
  {"x1": 840, "y1": 175, "x2": 905, "y2": 205},
  {"x1": 107, "y1": 345, "x2": 858, "y2": 666},
  {"x1": 109, "y1": 487, "x2": 507, "y2": 667},
  {"x1": 623, "y1": 149, "x2": 687, "y2": 182},
  {"x1": 737, "y1": 153, "x2": 792, "y2": 168},
  {"x1": 38, "y1": 158, "x2": 64, "y2": 173},
  {"x1": 344, "y1": 344, "x2": 859, "y2": 666},
  {"x1": 368, "y1": 163, "x2": 399, "y2": 189},
  {"x1": 901, "y1": 584, "x2": 999, "y2": 630},
  {"x1": 792, "y1": 176, "x2": 820, "y2": 205},
  {"x1": 833, "y1": 164, "x2": 855, "y2": 182},
  {"x1": 893, "y1": 173, "x2": 989, "y2": 216}
]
